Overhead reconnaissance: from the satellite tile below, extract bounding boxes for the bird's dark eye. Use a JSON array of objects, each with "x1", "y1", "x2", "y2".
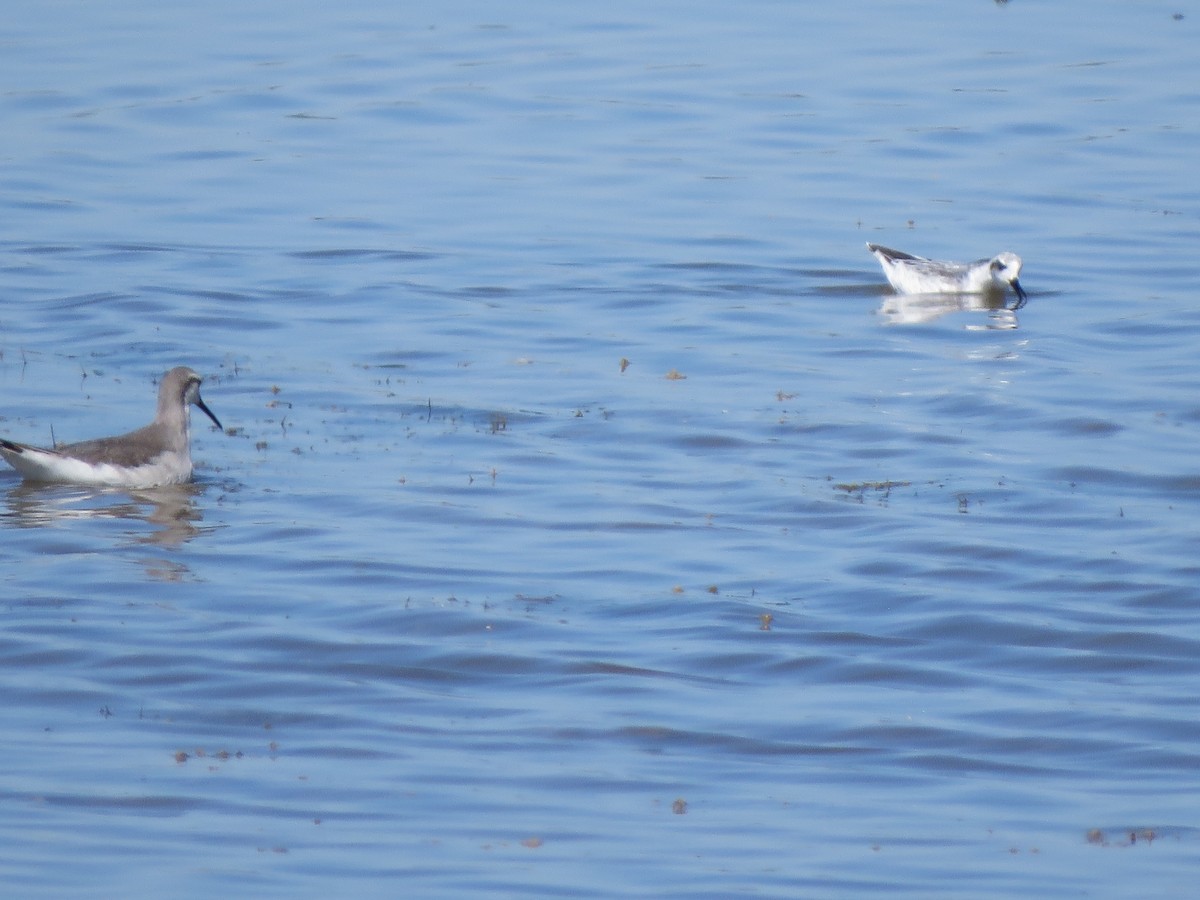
[{"x1": 991, "y1": 260, "x2": 1005, "y2": 271}]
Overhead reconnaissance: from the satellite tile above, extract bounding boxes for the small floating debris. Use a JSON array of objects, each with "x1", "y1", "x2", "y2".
[
  {"x1": 1086, "y1": 827, "x2": 1163, "y2": 847},
  {"x1": 834, "y1": 480, "x2": 911, "y2": 502}
]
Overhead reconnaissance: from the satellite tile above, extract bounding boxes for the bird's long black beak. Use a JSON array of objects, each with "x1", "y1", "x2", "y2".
[
  {"x1": 1010, "y1": 279, "x2": 1028, "y2": 310},
  {"x1": 196, "y1": 395, "x2": 223, "y2": 432}
]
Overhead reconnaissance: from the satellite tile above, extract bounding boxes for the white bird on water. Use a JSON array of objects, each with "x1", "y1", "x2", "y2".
[
  {"x1": 866, "y1": 243, "x2": 1027, "y2": 307},
  {"x1": 0, "y1": 366, "x2": 224, "y2": 489}
]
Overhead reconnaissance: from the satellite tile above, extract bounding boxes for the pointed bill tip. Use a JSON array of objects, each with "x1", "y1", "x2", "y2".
[
  {"x1": 1011, "y1": 279, "x2": 1028, "y2": 309},
  {"x1": 196, "y1": 397, "x2": 223, "y2": 432}
]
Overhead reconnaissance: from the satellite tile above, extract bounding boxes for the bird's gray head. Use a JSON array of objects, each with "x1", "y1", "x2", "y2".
[{"x1": 168, "y1": 367, "x2": 223, "y2": 432}]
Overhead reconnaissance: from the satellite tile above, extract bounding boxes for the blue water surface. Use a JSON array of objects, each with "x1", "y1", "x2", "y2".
[{"x1": 2, "y1": 1, "x2": 1200, "y2": 896}]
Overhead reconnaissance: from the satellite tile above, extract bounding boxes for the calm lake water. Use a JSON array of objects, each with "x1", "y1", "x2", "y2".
[{"x1": 3, "y1": 1, "x2": 1200, "y2": 896}]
